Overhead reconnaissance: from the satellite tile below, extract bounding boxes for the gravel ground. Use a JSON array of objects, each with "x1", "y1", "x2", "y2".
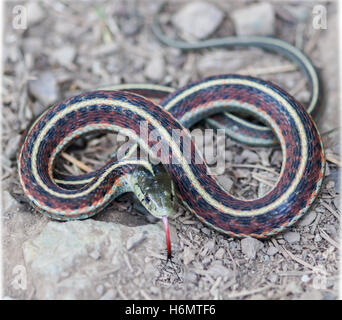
[{"x1": 2, "y1": 0, "x2": 340, "y2": 300}]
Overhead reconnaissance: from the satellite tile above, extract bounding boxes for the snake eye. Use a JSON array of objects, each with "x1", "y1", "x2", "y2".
[{"x1": 145, "y1": 195, "x2": 151, "y2": 203}]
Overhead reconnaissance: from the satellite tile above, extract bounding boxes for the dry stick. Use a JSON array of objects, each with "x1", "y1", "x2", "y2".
[
  {"x1": 271, "y1": 239, "x2": 328, "y2": 276},
  {"x1": 251, "y1": 173, "x2": 275, "y2": 187},
  {"x1": 61, "y1": 152, "x2": 93, "y2": 173},
  {"x1": 319, "y1": 228, "x2": 340, "y2": 249},
  {"x1": 320, "y1": 201, "x2": 341, "y2": 221},
  {"x1": 237, "y1": 63, "x2": 297, "y2": 76},
  {"x1": 326, "y1": 155, "x2": 342, "y2": 167},
  {"x1": 305, "y1": 29, "x2": 321, "y2": 54}
]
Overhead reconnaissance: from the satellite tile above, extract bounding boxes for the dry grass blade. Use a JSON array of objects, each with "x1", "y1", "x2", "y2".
[
  {"x1": 319, "y1": 228, "x2": 339, "y2": 249},
  {"x1": 61, "y1": 152, "x2": 93, "y2": 173},
  {"x1": 326, "y1": 155, "x2": 342, "y2": 167},
  {"x1": 238, "y1": 63, "x2": 297, "y2": 76}
]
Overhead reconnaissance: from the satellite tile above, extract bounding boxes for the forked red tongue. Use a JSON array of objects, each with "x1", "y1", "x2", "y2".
[{"x1": 162, "y1": 216, "x2": 171, "y2": 259}]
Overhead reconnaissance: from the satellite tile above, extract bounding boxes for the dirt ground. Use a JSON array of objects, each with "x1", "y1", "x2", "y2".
[{"x1": 1, "y1": 0, "x2": 340, "y2": 299}]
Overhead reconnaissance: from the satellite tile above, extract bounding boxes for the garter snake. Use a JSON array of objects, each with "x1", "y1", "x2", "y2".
[
  {"x1": 18, "y1": 5, "x2": 325, "y2": 257},
  {"x1": 18, "y1": 75, "x2": 325, "y2": 242}
]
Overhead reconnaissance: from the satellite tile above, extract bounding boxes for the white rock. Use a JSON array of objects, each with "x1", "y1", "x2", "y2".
[
  {"x1": 297, "y1": 210, "x2": 317, "y2": 226},
  {"x1": 144, "y1": 53, "x2": 165, "y2": 81},
  {"x1": 28, "y1": 71, "x2": 59, "y2": 107},
  {"x1": 283, "y1": 231, "x2": 300, "y2": 243},
  {"x1": 216, "y1": 175, "x2": 233, "y2": 192},
  {"x1": 241, "y1": 237, "x2": 263, "y2": 259},
  {"x1": 283, "y1": 5, "x2": 310, "y2": 22},
  {"x1": 240, "y1": 149, "x2": 259, "y2": 163},
  {"x1": 231, "y1": 3, "x2": 275, "y2": 36},
  {"x1": 172, "y1": 1, "x2": 224, "y2": 40},
  {"x1": 26, "y1": 2, "x2": 45, "y2": 26},
  {"x1": 22, "y1": 220, "x2": 165, "y2": 299}
]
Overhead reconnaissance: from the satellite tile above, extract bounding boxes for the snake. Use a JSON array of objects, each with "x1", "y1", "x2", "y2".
[
  {"x1": 18, "y1": 5, "x2": 325, "y2": 258},
  {"x1": 18, "y1": 74, "x2": 325, "y2": 241}
]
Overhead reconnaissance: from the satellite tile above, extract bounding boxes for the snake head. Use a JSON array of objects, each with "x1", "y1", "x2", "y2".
[{"x1": 131, "y1": 165, "x2": 175, "y2": 219}]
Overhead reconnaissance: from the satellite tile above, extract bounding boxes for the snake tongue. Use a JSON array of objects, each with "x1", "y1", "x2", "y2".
[{"x1": 162, "y1": 216, "x2": 171, "y2": 260}]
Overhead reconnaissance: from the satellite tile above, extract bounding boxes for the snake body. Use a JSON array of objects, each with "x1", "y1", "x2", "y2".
[{"x1": 18, "y1": 74, "x2": 325, "y2": 238}]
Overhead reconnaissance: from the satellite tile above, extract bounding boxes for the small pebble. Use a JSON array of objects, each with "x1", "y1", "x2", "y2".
[
  {"x1": 26, "y1": 2, "x2": 45, "y2": 26},
  {"x1": 172, "y1": 1, "x2": 224, "y2": 40},
  {"x1": 144, "y1": 53, "x2": 165, "y2": 81},
  {"x1": 283, "y1": 231, "x2": 300, "y2": 243},
  {"x1": 231, "y1": 3, "x2": 275, "y2": 36},
  {"x1": 28, "y1": 71, "x2": 59, "y2": 107},
  {"x1": 241, "y1": 237, "x2": 263, "y2": 259},
  {"x1": 216, "y1": 175, "x2": 233, "y2": 192},
  {"x1": 297, "y1": 210, "x2": 317, "y2": 227},
  {"x1": 240, "y1": 149, "x2": 259, "y2": 163}
]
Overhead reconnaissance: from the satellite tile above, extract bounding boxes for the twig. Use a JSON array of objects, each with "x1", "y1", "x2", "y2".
[
  {"x1": 319, "y1": 228, "x2": 339, "y2": 249},
  {"x1": 321, "y1": 126, "x2": 340, "y2": 137},
  {"x1": 251, "y1": 173, "x2": 275, "y2": 187},
  {"x1": 326, "y1": 155, "x2": 342, "y2": 167},
  {"x1": 320, "y1": 201, "x2": 341, "y2": 221},
  {"x1": 61, "y1": 152, "x2": 93, "y2": 173},
  {"x1": 305, "y1": 29, "x2": 321, "y2": 54},
  {"x1": 238, "y1": 63, "x2": 297, "y2": 76}
]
